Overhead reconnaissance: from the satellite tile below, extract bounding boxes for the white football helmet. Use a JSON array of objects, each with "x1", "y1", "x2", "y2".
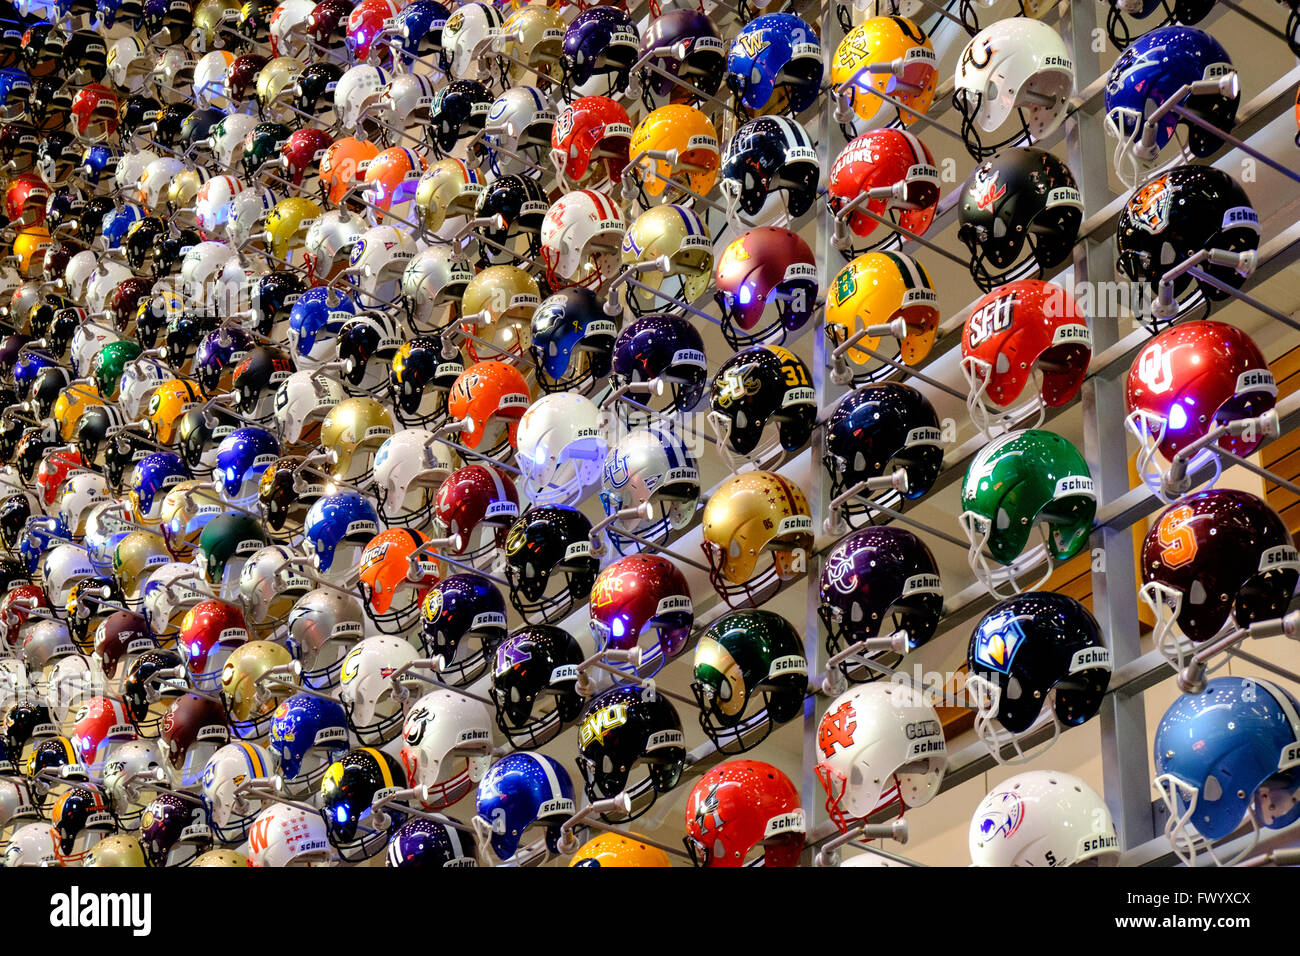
[
  {"x1": 101, "y1": 738, "x2": 165, "y2": 829},
  {"x1": 226, "y1": 187, "x2": 276, "y2": 248},
  {"x1": 274, "y1": 369, "x2": 348, "y2": 446},
  {"x1": 4, "y1": 822, "x2": 60, "y2": 866},
  {"x1": 114, "y1": 150, "x2": 159, "y2": 198},
  {"x1": 193, "y1": 51, "x2": 237, "y2": 111},
  {"x1": 334, "y1": 64, "x2": 389, "y2": 132},
  {"x1": 516, "y1": 393, "x2": 606, "y2": 506},
  {"x1": 137, "y1": 157, "x2": 187, "y2": 213},
  {"x1": 345, "y1": 225, "x2": 417, "y2": 308},
  {"x1": 337, "y1": 635, "x2": 422, "y2": 746},
  {"x1": 303, "y1": 208, "x2": 366, "y2": 284},
  {"x1": 952, "y1": 18, "x2": 1074, "y2": 161},
  {"x1": 117, "y1": 357, "x2": 172, "y2": 421},
  {"x1": 442, "y1": 2, "x2": 504, "y2": 81},
  {"x1": 969, "y1": 770, "x2": 1120, "y2": 867},
  {"x1": 85, "y1": 261, "x2": 132, "y2": 314},
  {"x1": 599, "y1": 426, "x2": 700, "y2": 554},
  {"x1": 208, "y1": 114, "x2": 260, "y2": 172},
  {"x1": 107, "y1": 36, "x2": 152, "y2": 93},
  {"x1": 401, "y1": 244, "x2": 474, "y2": 329},
  {"x1": 481, "y1": 86, "x2": 556, "y2": 177},
  {"x1": 62, "y1": 250, "x2": 101, "y2": 303},
  {"x1": 194, "y1": 177, "x2": 245, "y2": 241},
  {"x1": 247, "y1": 802, "x2": 332, "y2": 866},
  {"x1": 270, "y1": 0, "x2": 318, "y2": 58},
  {"x1": 540, "y1": 189, "x2": 625, "y2": 288},
  {"x1": 399, "y1": 688, "x2": 493, "y2": 809},
  {"x1": 372, "y1": 428, "x2": 458, "y2": 529},
  {"x1": 40, "y1": 544, "x2": 97, "y2": 609},
  {"x1": 200, "y1": 741, "x2": 275, "y2": 844}
]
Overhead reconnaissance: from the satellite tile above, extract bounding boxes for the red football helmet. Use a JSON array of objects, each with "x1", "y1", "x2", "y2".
[
  {"x1": 0, "y1": 583, "x2": 49, "y2": 649},
  {"x1": 1141, "y1": 490, "x2": 1299, "y2": 672},
  {"x1": 714, "y1": 226, "x2": 818, "y2": 350},
  {"x1": 69, "y1": 85, "x2": 120, "y2": 143},
  {"x1": 588, "y1": 554, "x2": 693, "y2": 672},
  {"x1": 280, "y1": 127, "x2": 334, "y2": 189},
  {"x1": 307, "y1": 0, "x2": 353, "y2": 50},
  {"x1": 827, "y1": 129, "x2": 940, "y2": 256},
  {"x1": 35, "y1": 449, "x2": 84, "y2": 510},
  {"x1": 70, "y1": 696, "x2": 138, "y2": 772},
  {"x1": 959, "y1": 279, "x2": 1092, "y2": 437},
  {"x1": 550, "y1": 96, "x2": 632, "y2": 189},
  {"x1": 4, "y1": 174, "x2": 48, "y2": 227},
  {"x1": 683, "y1": 759, "x2": 805, "y2": 867},
  {"x1": 110, "y1": 277, "x2": 154, "y2": 334},
  {"x1": 346, "y1": 0, "x2": 403, "y2": 63},
  {"x1": 1125, "y1": 320, "x2": 1275, "y2": 496},
  {"x1": 158, "y1": 693, "x2": 231, "y2": 786},
  {"x1": 178, "y1": 598, "x2": 252, "y2": 687},
  {"x1": 433, "y1": 464, "x2": 520, "y2": 568}
]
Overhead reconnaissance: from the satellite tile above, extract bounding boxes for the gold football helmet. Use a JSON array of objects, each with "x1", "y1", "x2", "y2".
[
  {"x1": 220, "y1": 639, "x2": 294, "y2": 739},
  {"x1": 415, "y1": 159, "x2": 485, "y2": 234},
  {"x1": 701, "y1": 470, "x2": 813, "y2": 608},
  {"x1": 460, "y1": 265, "x2": 539, "y2": 363},
  {"x1": 111, "y1": 531, "x2": 172, "y2": 607},
  {"x1": 620, "y1": 204, "x2": 714, "y2": 315},
  {"x1": 320, "y1": 397, "x2": 394, "y2": 484}
]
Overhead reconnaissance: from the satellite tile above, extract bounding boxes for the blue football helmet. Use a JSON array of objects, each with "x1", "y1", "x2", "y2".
[
  {"x1": 287, "y1": 287, "x2": 357, "y2": 368},
  {"x1": 386, "y1": 815, "x2": 477, "y2": 867},
  {"x1": 129, "y1": 452, "x2": 191, "y2": 525},
  {"x1": 724, "y1": 14, "x2": 823, "y2": 116},
  {"x1": 214, "y1": 427, "x2": 281, "y2": 504},
  {"x1": 1154, "y1": 676, "x2": 1300, "y2": 866},
  {"x1": 389, "y1": 0, "x2": 451, "y2": 66},
  {"x1": 13, "y1": 350, "x2": 54, "y2": 403},
  {"x1": 20, "y1": 514, "x2": 72, "y2": 573},
  {"x1": 303, "y1": 492, "x2": 380, "y2": 576},
  {"x1": 100, "y1": 203, "x2": 144, "y2": 251},
  {"x1": 0, "y1": 69, "x2": 32, "y2": 122},
  {"x1": 267, "y1": 693, "x2": 351, "y2": 796},
  {"x1": 474, "y1": 751, "x2": 576, "y2": 861},
  {"x1": 529, "y1": 287, "x2": 616, "y2": 395},
  {"x1": 1103, "y1": 25, "x2": 1238, "y2": 188}
]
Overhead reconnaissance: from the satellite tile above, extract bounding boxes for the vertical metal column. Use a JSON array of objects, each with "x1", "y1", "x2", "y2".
[{"x1": 1063, "y1": 2, "x2": 1155, "y2": 851}]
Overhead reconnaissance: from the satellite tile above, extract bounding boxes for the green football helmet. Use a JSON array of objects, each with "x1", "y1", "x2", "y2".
[
  {"x1": 197, "y1": 514, "x2": 269, "y2": 602},
  {"x1": 90, "y1": 341, "x2": 144, "y2": 403},
  {"x1": 959, "y1": 429, "x2": 1096, "y2": 597},
  {"x1": 690, "y1": 608, "x2": 808, "y2": 754}
]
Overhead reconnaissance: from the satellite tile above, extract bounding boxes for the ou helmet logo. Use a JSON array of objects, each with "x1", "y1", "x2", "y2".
[{"x1": 1137, "y1": 343, "x2": 1175, "y2": 395}]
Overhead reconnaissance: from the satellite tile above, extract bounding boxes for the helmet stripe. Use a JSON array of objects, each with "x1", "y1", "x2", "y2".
[
  {"x1": 881, "y1": 251, "x2": 930, "y2": 291},
  {"x1": 361, "y1": 746, "x2": 395, "y2": 788},
  {"x1": 531, "y1": 752, "x2": 564, "y2": 797},
  {"x1": 238, "y1": 742, "x2": 267, "y2": 777},
  {"x1": 670, "y1": 204, "x2": 698, "y2": 236},
  {"x1": 648, "y1": 425, "x2": 680, "y2": 469},
  {"x1": 900, "y1": 129, "x2": 926, "y2": 166}
]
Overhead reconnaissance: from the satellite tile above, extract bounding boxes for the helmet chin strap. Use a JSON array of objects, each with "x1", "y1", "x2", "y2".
[{"x1": 966, "y1": 671, "x2": 1063, "y2": 765}]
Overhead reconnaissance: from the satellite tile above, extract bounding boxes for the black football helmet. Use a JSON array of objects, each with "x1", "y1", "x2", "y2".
[{"x1": 489, "y1": 623, "x2": 583, "y2": 749}]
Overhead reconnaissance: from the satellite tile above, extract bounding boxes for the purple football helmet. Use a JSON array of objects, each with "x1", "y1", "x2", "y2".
[
  {"x1": 417, "y1": 572, "x2": 509, "y2": 687},
  {"x1": 139, "y1": 791, "x2": 212, "y2": 866},
  {"x1": 636, "y1": 9, "x2": 725, "y2": 108},
  {"x1": 610, "y1": 314, "x2": 708, "y2": 421},
  {"x1": 562, "y1": 5, "x2": 639, "y2": 97}
]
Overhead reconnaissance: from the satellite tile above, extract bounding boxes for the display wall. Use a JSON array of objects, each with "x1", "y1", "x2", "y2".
[{"x1": 0, "y1": 0, "x2": 1298, "y2": 869}]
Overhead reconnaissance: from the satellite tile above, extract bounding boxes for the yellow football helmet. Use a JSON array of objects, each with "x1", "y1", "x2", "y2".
[
  {"x1": 825, "y1": 251, "x2": 939, "y2": 371},
  {"x1": 220, "y1": 639, "x2": 295, "y2": 738},
  {"x1": 628, "y1": 105, "x2": 720, "y2": 203},
  {"x1": 83, "y1": 834, "x2": 149, "y2": 867},
  {"x1": 831, "y1": 16, "x2": 937, "y2": 125},
  {"x1": 13, "y1": 226, "x2": 52, "y2": 278},
  {"x1": 53, "y1": 385, "x2": 105, "y2": 443},
  {"x1": 415, "y1": 159, "x2": 485, "y2": 233},
  {"x1": 191, "y1": 0, "x2": 241, "y2": 53},
  {"x1": 147, "y1": 378, "x2": 203, "y2": 447},
  {"x1": 569, "y1": 832, "x2": 672, "y2": 867},
  {"x1": 620, "y1": 204, "x2": 714, "y2": 315},
  {"x1": 460, "y1": 264, "x2": 538, "y2": 362},
  {"x1": 701, "y1": 470, "x2": 813, "y2": 608},
  {"x1": 112, "y1": 531, "x2": 172, "y2": 605},
  {"x1": 320, "y1": 396, "x2": 394, "y2": 483},
  {"x1": 265, "y1": 196, "x2": 321, "y2": 261},
  {"x1": 498, "y1": 5, "x2": 566, "y2": 82}
]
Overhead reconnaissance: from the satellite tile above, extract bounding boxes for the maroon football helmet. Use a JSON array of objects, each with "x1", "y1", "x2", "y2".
[
  {"x1": 433, "y1": 464, "x2": 520, "y2": 568},
  {"x1": 588, "y1": 554, "x2": 693, "y2": 672}
]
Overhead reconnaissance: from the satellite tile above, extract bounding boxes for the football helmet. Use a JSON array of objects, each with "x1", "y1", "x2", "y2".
[
  {"x1": 1125, "y1": 321, "x2": 1275, "y2": 497},
  {"x1": 718, "y1": 116, "x2": 818, "y2": 232},
  {"x1": 620, "y1": 203, "x2": 713, "y2": 318},
  {"x1": 100, "y1": 736, "x2": 165, "y2": 829},
  {"x1": 503, "y1": 505, "x2": 599, "y2": 625},
  {"x1": 827, "y1": 129, "x2": 939, "y2": 258},
  {"x1": 291, "y1": 61, "x2": 342, "y2": 125},
  {"x1": 264, "y1": 196, "x2": 321, "y2": 263},
  {"x1": 128, "y1": 453, "x2": 192, "y2": 528},
  {"x1": 1153, "y1": 676, "x2": 1300, "y2": 866},
  {"x1": 516, "y1": 393, "x2": 606, "y2": 506},
  {"x1": 458, "y1": 264, "x2": 538, "y2": 363},
  {"x1": 400, "y1": 687, "x2": 492, "y2": 809},
  {"x1": 238, "y1": 544, "x2": 311, "y2": 630},
  {"x1": 446, "y1": 360, "x2": 530, "y2": 460},
  {"x1": 338, "y1": 635, "x2": 421, "y2": 746},
  {"x1": 599, "y1": 425, "x2": 699, "y2": 556},
  {"x1": 1116, "y1": 166, "x2": 1260, "y2": 318},
  {"x1": 469, "y1": 174, "x2": 547, "y2": 264},
  {"x1": 952, "y1": 17, "x2": 1075, "y2": 161},
  {"x1": 401, "y1": 248, "x2": 473, "y2": 332},
  {"x1": 701, "y1": 470, "x2": 813, "y2": 608},
  {"x1": 959, "y1": 279, "x2": 1092, "y2": 437},
  {"x1": 157, "y1": 693, "x2": 229, "y2": 789},
  {"x1": 823, "y1": 383, "x2": 944, "y2": 526},
  {"x1": 588, "y1": 554, "x2": 692, "y2": 677},
  {"x1": 441, "y1": 1, "x2": 503, "y2": 81},
  {"x1": 713, "y1": 227, "x2": 818, "y2": 350},
  {"x1": 426, "y1": 79, "x2": 492, "y2": 155},
  {"x1": 302, "y1": 492, "x2": 380, "y2": 580},
  {"x1": 371, "y1": 428, "x2": 456, "y2": 530},
  {"x1": 569, "y1": 831, "x2": 671, "y2": 867},
  {"x1": 273, "y1": 370, "x2": 347, "y2": 449},
  {"x1": 959, "y1": 429, "x2": 1095, "y2": 596},
  {"x1": 529, "y1": 287, "x2": 615, "y2": 395},
  {"x1": 70, "y1": 695, "x2": 138, "y2": 776},
  {"x1": 684, "y1": 759, "x2": 804, "y2": 867},
  {"x1": 358, "y1": 527, "x2": 441, "y2": 634},
  {"x1": 832, "y1": 16, "x2": 936, "y2": 127},
  {"x1": 609, "y1": 313, "x2": 707, "y2": 421},
  {"x1": 266, "y1": 692, "x2": 349, "y2": 796},
  {"x1": 970, "y1": 770, "x2": 1119, "y2": 866},
  {"x1": 414, "y1": 157, "x2": 484, "y2": 234},
  {"x1": 177, "y1": 597, "x2": 251, "y2": 689},
  {"x1": 387, "y1": 332, "x2": 465, "y2": 427},
  {"x1": 817, "y1": 682, "x2": 946, "y2": 832},
  {"x1": 691, "y1": 608, "x2": 806, "y2": 753},
  {"x1": 635, "y1": 8, "x2": 725, "y2": 111},
  {"x1": 361, "y1": 147, "x2": 426, "y2": 226},
  {"x1": 490, "y1": 624, "x2": 582, "y2": 748},
  {"x1": 319, "y1": 396, "x2": 393, "y2": 484},
  {"x1": 246, "y1": 801, "x2": 331, "y2": 865},
  {"x1": 626, "y1": 104, "x2": 718, "y2": 207},
  {"x1": 561, "y1": 5, "x2": 637, "y2": 98},
  {"x1": 549, "y1": 95, "x2": 631, "y2": 190},
  {"x1": 220, "y1": 639, "x2": 294, "y2": 741},
  {"x1": 386, "y1": 816, "x2": 477, "y2": 868},
  {"x1": 479, "y1": 86, "x2": 556, "y2": 178},
  {"x1": 707, "y1": 345, "x2": 815, "y2": 467},
  {"x1": 432, "y1": 464, "x2": 520, "y2": 569},
  {"x1": 200, "y1": 740, "x2": 272, "y2": 845},
  {"x1": 1140, "y1": 490, "x2": 1299, "y2": 673},
  {"x1": 417, "y1": 572, "x2": 507, "y2": 687},
  {"x1": 575, "y1": 683, "x2": 685, "y2": 819},
  {"x1": 320, "y1": 746, "x2": 407, "y2": 862},
  {"x1": 286, "y1": 285, "x2": 357, "y2": 367},
  {"x1": 1104, "y1": 25, "x2": 1237, "y2": 188},
  {"x1": 724, "y1": 13, "x2": 821, "y2": 116},
  {"x1": 285, "y1": 588, "x2": 366, "y2": 690},
  {"x1": 957, "y1": 148, "x2": 1083, "y2": 292},
  {"x1": 317, "y1": 136, "x2": 379, "y2": 208},
  {"x1": 82, "y1": 833, "x2": 150, "y2": 867},
  {"x1": 818, "y1": 526, "x2": 943, "y2": 681},
  {"x1": 540, "y1": 188, "x2": 625, "y2": 291},
  {"x1": 966, "y1": 592, "x2": 1112, "y2": 763}
]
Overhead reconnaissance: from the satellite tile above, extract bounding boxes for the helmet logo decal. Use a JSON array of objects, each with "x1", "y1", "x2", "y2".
[
  {"x1": 1155, "y1": 505, "x2": 1197, "y2": 569},
  {"x1": 818, "y1": 700, "x2": 856, "y2": 759},
  {"x1": 958, "y1": 38, "x2": 993, "y2": 76},
  {"x1": 972, "y1": 609, "x2": 1027, "y2": 675},
  {"x1": 733, "y1": 31, "x2": 769, "y2": 60},
  {"x1": 969, "y1": 166, "x2": 1005, "y2": 211},
  {"x1": 975, "y1": 789, "x2": 1024, "y2": 843},
  {"x1": 578, "y1": 702, "x2": 627, "y2": 748},
  {"x1": 1135, "y1": 342, "x2": 1175, "y2": 394},
  {"x1": 691, "y1": 780, "x2": 724, "y2": 836},
  {"x1": 965, "y1": 292, "x2": 1014, "y2": 349},
  {"x1": 1129, "y1": 176, "x2": 1172, "y2": 234}
]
